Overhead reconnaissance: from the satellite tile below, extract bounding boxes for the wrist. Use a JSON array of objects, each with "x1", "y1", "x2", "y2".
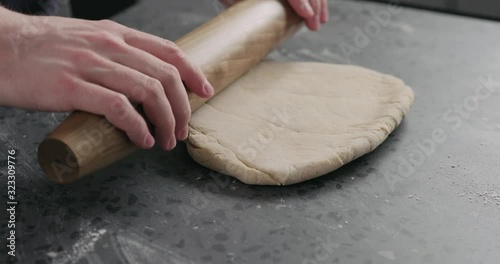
[
  {"x1": 0, "y1": 7, "x2": 27, "y2": 54},
  {"x1": 0, "y1": 7, "x2": 28, "y2": 105},
  {"x1": 0, "y1": 6, "x2": 26, "y2": 29}
]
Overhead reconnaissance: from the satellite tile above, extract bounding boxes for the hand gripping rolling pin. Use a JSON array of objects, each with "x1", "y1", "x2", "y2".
[{"x1": 37, "y1": 0, "x2": 302, "y2": 183}]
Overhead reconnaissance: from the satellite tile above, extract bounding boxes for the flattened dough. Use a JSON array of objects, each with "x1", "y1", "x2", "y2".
[{"x1": 187, "y1": 62, "x2": 414, "y2": 185}]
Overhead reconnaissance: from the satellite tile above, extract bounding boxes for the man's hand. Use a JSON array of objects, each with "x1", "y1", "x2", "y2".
[
  {"x1": 287, "y1": 0, "x2": 329, "y2": 31},
  {"x1": 0, "y1": 8, "x2": 214, "y2": 151},
  {"x1": 220, "y1": 0, "x2": 329, "y2": 31}
]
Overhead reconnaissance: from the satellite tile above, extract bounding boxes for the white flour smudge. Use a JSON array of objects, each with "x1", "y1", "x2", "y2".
[
  {"x1": 296, "y1": 48, "x2": 331, "y2": 62},
  {"x1": 50, "y1": 229, "x2": 107, "y2": 264},
  {"x1": 320, "y1": 48, "x2": 350, "y2": 63},
  {"x1": 389, "y1": 22, "x2": 415, "y2": 34},
  {"x1": 114, "y1": 232, "x2": 193, "y2": 264},
  {"x1": 296, "y1": 48, "x2": 348, "y2": 64},
  {"x1": 377, "y1": 250, "x2": 396, "y2": 260}
]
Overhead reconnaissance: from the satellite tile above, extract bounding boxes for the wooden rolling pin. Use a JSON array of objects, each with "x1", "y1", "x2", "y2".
[{"x1": 38, "y1": 0, "x2": 302, "y2": 184}]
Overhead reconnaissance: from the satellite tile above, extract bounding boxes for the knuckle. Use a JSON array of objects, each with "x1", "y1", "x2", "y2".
[
  {"x1": 179, "y1": 107, "x2": 191, "y2": 122},
  {"x1": 160, "y1": 39, "x2": 176, "y2": 50},
  {"x1": 170, "y1": 48, "x2": 186, "y2": 61},
  {"x1": 143, "y1": 77, "x2": 163, "y2": 98},
  {"x1": 98, "y1": 19, "x2": 119, "y2": 28},
  {"x1": 70, "y1": 49, "x2": 101, "y2": 65},
  {"x1": 161, "y1": 64, "x2": 180, "y2": 82},
  {"x1": 161, "y1": 40, "x2": 185, "y2": 60},
  {"x1": 109, "y1": 94, "x2": 130, "y2": 113},
  {"x1": 164, "y1": 114, "x2": 176, "y2": 129},
  {"x1": 57, "y1": 76, "x2": 83, "y2": 110},
  {"x1": 92, "y1": 30, "x2": 123, "y2": 49},
  {"x1": 57, "y1": 74, "x2": 80, "y2": 93}
]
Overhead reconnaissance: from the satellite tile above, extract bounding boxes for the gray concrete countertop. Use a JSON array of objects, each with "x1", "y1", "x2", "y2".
[{"x1": 1, "y1": 0, "x2": 499, "y2": 263}]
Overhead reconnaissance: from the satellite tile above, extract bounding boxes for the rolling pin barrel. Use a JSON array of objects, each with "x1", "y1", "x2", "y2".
[{"x1": 38, "y1": 0, "x2": 302, "y2": 184}]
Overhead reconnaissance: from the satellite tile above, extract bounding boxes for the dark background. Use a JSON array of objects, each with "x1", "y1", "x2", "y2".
[
  {"x1": 365, "y1": 0, "x2": 500, "y2": 21},
  {"x1": 1, "y1": 0, "x2": 500, "y2": 21}
]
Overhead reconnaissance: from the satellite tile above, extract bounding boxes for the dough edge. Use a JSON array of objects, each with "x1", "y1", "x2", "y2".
[{"x1": 186, "y1": 62, "x2": 415, "y2": 185}]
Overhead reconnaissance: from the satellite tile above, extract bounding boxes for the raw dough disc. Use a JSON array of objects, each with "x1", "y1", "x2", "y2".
[{"x1": 187, "y1": 62, "x2": 414, "y2": 185}]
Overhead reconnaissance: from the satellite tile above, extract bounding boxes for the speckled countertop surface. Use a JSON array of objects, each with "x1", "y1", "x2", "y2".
[{"x1": 1, "y1": 0, "x2": 500, "y2": 263}]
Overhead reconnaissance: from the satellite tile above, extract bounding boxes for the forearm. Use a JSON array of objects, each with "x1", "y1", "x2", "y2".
[
  {"x1": 0, "y1": 5, "x2": 24, "y2": 26},
  {"x1": 0, "y1": 6, "x2": 25, "y2": 106},
  {"x1": 0, "y1": 6, "x2": 25, "y2": 56}
]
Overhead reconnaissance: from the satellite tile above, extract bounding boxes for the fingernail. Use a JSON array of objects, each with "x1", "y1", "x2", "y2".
[
  {"x1": 143, "y1": 134, "x2": 155, "y2": 148},
  {"x1": 322, "y1": 10, "x2": 329, "y2": 23},
  {"x1": 178, "y1": 126, "x2": 189, "y2": 140},
  {"x1": 203, "y1": 80, "x2": 214, "y2": 97},
  {"x1": 168, "y1": 136, "x2": 177, "y2": 150},
  {"x1": 303, "y1": 2, "x2": 314, "y2": 17}
]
